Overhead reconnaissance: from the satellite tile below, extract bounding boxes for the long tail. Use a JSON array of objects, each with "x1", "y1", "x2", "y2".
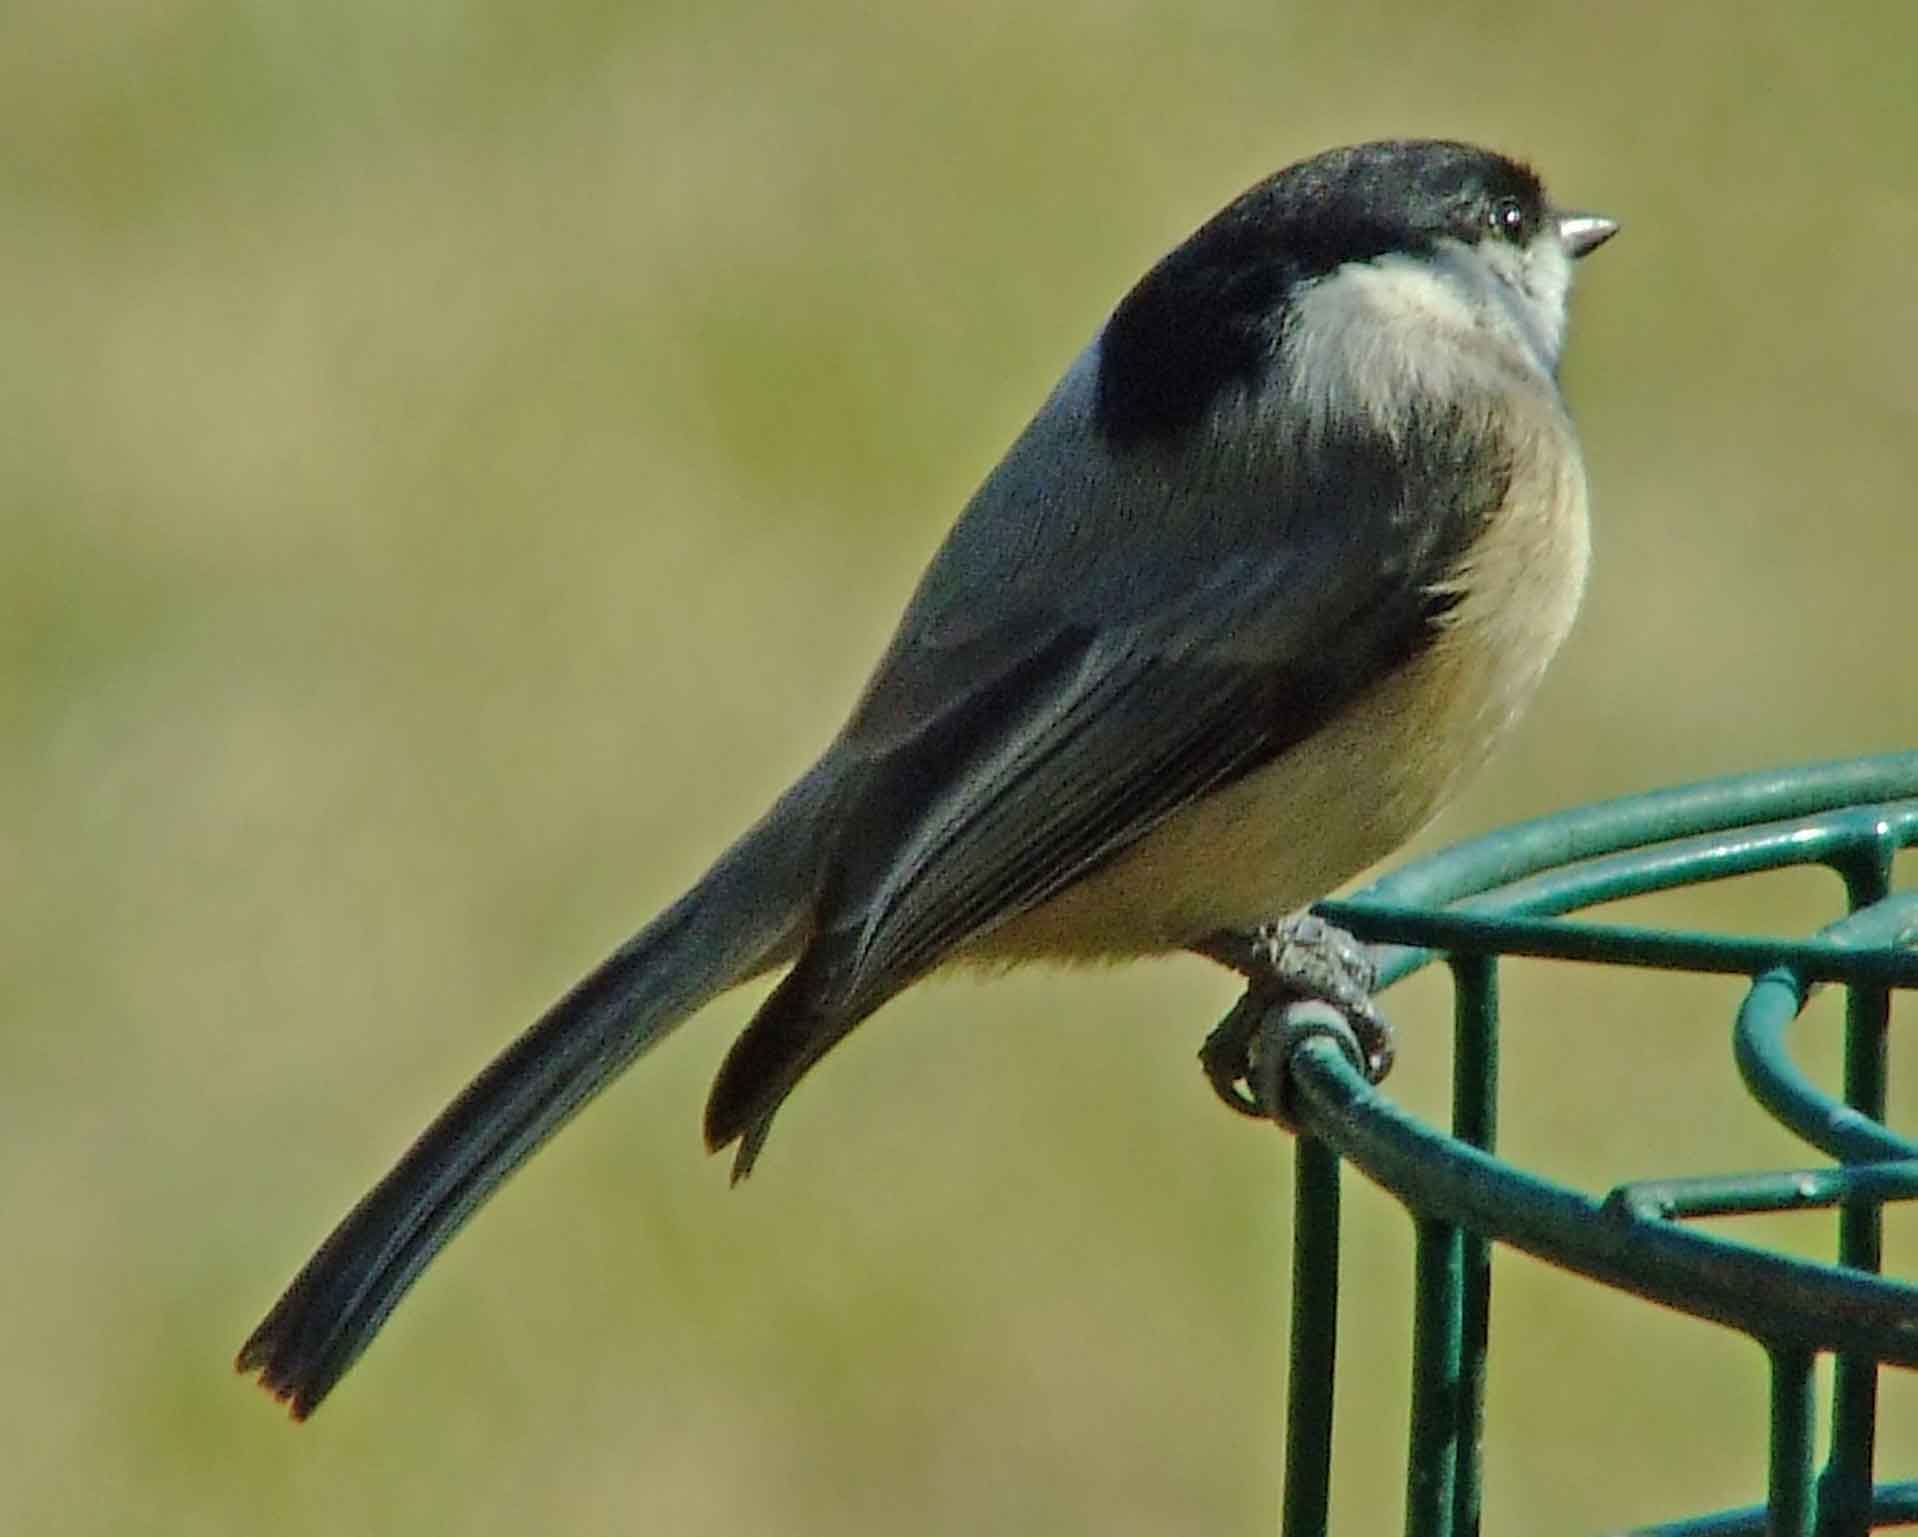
[{"x1": 236, "y1": 781, "x2": 824, "y2": 1420}]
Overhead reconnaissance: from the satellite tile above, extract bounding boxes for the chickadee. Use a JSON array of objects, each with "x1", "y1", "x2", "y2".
[{"x1": 240, "y1": 138, "x2": 1616, "y2": 1417}]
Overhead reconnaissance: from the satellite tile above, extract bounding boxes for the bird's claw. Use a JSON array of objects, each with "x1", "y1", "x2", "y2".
[{"x1": 1194, "y1": 914, "x2": 1394, "y2": 1127}]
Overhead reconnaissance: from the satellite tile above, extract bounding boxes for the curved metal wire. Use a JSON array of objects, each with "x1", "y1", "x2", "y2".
[{"x1": 1267, "y1": 752, "x2": 1918, "y2": 1537}]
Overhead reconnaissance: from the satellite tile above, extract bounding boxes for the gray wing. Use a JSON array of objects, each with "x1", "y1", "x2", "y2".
[
  {"x1": 831, "y1": 555, "x2": 1372, "y2": 987},
  {"x1": 704, "y1": 344, "x2": 1506, "y2": 1169}
]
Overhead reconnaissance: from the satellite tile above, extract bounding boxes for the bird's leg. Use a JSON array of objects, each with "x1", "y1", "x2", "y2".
[{"x1": 1191, "y1": 913, "x2": 1394, "y2": 1124}]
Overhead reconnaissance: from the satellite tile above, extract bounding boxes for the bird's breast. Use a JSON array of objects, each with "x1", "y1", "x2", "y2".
[{"x1": 973, "y1": 395, "x2": 1590, "y2": 963}]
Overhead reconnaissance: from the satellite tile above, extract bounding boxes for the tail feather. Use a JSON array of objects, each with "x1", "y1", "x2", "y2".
[{"x1": 238, "y1": 790, "x2": 821, "y2": 1419}]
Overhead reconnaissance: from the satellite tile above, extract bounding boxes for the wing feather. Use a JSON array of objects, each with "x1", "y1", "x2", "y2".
[{"x1": 704, "y1": 354, "x2": 1513, "y2": 1164}]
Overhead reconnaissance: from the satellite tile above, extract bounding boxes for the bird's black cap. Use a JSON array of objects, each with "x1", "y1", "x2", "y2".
[{"x1": 1096, "y1": 140, "x2": 1549, "y2": 448}]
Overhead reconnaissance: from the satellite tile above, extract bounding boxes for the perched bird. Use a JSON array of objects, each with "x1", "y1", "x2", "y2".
[{"x1": 239, "y1": 138, "x2": 1616, "y2": 1418}]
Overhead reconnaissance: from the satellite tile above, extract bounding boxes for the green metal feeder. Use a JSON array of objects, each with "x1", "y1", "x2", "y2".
[{"x1": 1261, "y1": 753, "x2": 1918, "y2": 1536}]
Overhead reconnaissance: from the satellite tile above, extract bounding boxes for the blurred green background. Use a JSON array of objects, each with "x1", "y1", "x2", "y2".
[{"x1": 7, "y1": 1, "x2": 1916, "y2": 1531}]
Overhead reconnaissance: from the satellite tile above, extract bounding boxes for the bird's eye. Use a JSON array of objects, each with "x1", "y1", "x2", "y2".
[{"x1": 1488, "y1": 197, "x2": 1528, "y2": 242}]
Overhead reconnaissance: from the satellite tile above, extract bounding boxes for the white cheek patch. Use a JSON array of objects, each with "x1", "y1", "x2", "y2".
[
  {"x1": 1518, "y1": 240, "x2": 1573, "y2": 366},
  {"x1": 1280, "y1": 240, "x2": 1573, "y2": 435},
  {"x1": 1330, "y1": 251, "x2": 1485, "y2": 333},
  {"x1": 1279, "y1": 255, "x2": 1497, "y2": 437}
]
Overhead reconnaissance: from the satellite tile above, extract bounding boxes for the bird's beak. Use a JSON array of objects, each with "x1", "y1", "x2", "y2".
[{"x1": 1555, "y1": 211, "x2": 1619, "y2": 259}]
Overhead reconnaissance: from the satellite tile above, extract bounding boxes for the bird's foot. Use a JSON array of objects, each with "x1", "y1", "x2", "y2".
[{"x1": 1193, "y1": 914, "x2": 1394, "y2": 1126}]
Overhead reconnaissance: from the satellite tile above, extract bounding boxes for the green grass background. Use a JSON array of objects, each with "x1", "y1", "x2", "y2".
[{"x1": 7, "y1": 2, "x2": 1917, "y2": 1531}]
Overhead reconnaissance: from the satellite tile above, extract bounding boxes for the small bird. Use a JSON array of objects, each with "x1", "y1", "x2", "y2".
[{"x1": 239, "y1": 138, "x2": 1616, "y2": 1418}]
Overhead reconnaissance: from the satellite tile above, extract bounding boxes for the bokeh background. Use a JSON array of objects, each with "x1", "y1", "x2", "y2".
[{"x1": 8, "y1": 2, "x2": 1916, "y2": 1532}]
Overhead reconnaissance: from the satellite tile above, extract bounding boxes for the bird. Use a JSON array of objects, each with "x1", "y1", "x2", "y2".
[{"x1": 238, "y1": 137, "x2": 1616, "y2": 1419}]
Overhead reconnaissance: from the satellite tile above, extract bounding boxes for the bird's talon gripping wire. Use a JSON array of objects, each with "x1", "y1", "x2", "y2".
[{"x1": 1195, "y1": 914, "x2": 1395, "y2": 1127}]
